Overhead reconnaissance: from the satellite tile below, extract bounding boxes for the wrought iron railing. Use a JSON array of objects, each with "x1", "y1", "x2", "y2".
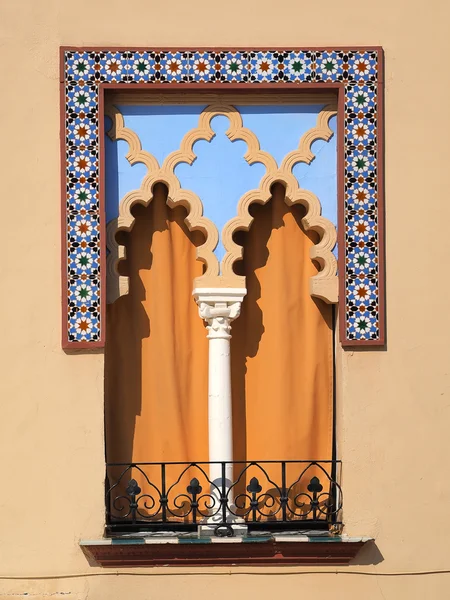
[{"x1": 105, "y1": 460, "x2": 342, "y2": 535}]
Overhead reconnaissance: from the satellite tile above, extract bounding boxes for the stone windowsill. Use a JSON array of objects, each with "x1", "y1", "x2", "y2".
[{"x1": 80, "y1": 532, "x2": 372, "y2": 567}]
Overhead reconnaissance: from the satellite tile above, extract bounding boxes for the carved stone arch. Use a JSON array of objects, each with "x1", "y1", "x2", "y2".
[
  {"x1": 104, "y1": 102, "x2": 279, "y2": 301},
  {"x1": 160, "y1": 103, "x2": 278, "y2": 174},
  {"x1": 104, "y1": 105, "x2": 224, "y2": 303},
  {"x1": 221, "y1": 175, "x2": 338, "y2": 303},
  {"x1": 106, "y1": 179, "x2": 220, "y2": 304},
  {"x1": 220, "y1": 105, "x2": 339, "y2": 304},
  {"x1": 105, "y1": 102, "x2": 338, "y2": 303}
]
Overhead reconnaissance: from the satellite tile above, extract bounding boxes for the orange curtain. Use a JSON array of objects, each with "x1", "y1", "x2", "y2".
[
  {"x1": 105, "y1": 184, "x2": 209, "y2": 467},
  {"x1": 231, "y1": 183, "x2": 334, "y2": 463},
  {"x1": 229, "y1": 184, "x2": 334, "y2": 519},
  {"x1": 105, "y1": 182, "x2": 333, "y2": 520}
]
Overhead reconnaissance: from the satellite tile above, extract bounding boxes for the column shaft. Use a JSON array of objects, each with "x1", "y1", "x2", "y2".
[{"x1": 193, "y1": 288, "x2": 246, "y2": 524}]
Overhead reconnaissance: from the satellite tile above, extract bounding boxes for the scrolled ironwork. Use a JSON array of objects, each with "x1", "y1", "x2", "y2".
[
  {"x1": 226, "y1": 462, "x2": 283, "y2": 520},
  {"x1": 107, "y1": 465, "x2": 162, "y2": 521},
  {"x1": 105, "y1": 460, "x2": 342, "y2": 533},
  {"x1": 164, "y1": 463, "x2": 222, "y2": 520},
  {"x1": 286, "y1": 462, "x2": 343, "y2": 521}
]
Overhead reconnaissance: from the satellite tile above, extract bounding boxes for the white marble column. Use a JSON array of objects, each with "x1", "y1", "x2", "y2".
[{"x1": 193, "y1": 288, "x2": 246, "y2": 525}]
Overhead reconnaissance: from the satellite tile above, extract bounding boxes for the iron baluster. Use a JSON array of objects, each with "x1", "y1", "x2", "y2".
[
  {"x1": 125, "y1": 478, "x2": 141, "y2": 525},
  {"x1": 281, "y1": 461, "x2": 287, "y2": 522},
  {"x1": 307, "y1": 476, "x2": 323, "y2": 522},
  {"x1": 105, "y1": 471, "x2": 111, "y2": 522},
  {"x1": 161, "y1": 463, "x2": 167, "y2": 522},
  {"x1": 247, "y1": 477, "x2": 262, "y2": 522},
  {"x1": 221, "y1": 461, "x2": 227, "y2": 524},
  {"x1": 187, "y1": 478, "x2": 202, "y2": 524}
]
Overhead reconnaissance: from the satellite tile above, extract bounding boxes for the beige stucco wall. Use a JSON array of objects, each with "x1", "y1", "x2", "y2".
[{"x1": 0, "y1": 0, "x2": 449, "y2": 597}]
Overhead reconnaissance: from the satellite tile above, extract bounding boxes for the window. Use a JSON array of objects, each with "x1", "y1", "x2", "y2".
[
  {"x1": 63, "y1": 47, "x2": 384, "y2": 565},
  {"x1": 103, "y1": 93, "x2": 340, "y2": 535}
]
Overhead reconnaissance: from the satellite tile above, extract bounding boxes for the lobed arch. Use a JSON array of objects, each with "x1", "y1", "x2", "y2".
[
  {"x1": 105, "y1": 183, "x2": 218, "y2": 304},
  {"x1": 221, "y1": 175, "x2": 338, "y2": 303},
  {"x1": 104, "y1": 104, "x2": 220, "y2": 303},
  {"x1": 220, "y1": 104, "x2": 338, "y2": 303},
  {"x1": 105, "y1": 101, "x2": 338, "y2": 303}
]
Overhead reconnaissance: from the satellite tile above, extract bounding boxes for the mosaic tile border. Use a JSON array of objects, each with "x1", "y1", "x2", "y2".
[{"x1": 60, "y1": 47, "x2": 385, "y2": 348}]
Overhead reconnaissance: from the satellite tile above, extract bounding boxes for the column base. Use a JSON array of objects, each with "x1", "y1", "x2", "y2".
[
  {"x1": 199, "y1": 507, "x2": 247, "y2": 538},
  {"x1": 198, "y1": 523, "x2": 248, "y2": 538}
]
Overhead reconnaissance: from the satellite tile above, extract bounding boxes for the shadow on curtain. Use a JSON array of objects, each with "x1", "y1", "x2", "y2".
[
  {"x1": 230, "y1": 183, "x2": 334, "y2": 519},
  {"x1": 104, "y1": 181, "x2": 334, "y2": 522},
  {"x1": 104, "y1": 183, "x2": 209, "y2": 520}
]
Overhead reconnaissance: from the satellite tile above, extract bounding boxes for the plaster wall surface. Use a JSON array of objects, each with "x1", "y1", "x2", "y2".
[{"x1": 0, "y1": 0, "x2": 449, "y2": 598}]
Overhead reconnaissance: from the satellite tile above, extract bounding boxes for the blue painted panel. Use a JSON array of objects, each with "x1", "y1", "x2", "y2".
[
  {"x1": 105, "y1": 118, "x2": 147, "y2": 223},
  {"x1": 293, "y1": 115, "x2": 337, "y2": 254},
  {"x1": 105, "y1": 106, "x2": 206, "y2": 224},
  {"x1": 175, "y1": 115, "x2": 266, "y2": 261},
  {"x1": 293, "y1": 115, "x2": 337, "y2": 226},
  {"x1": 237, "y1": 104, "x2": 323, "y2": 166},
  {"x1": 237, "y1": 105, "x2": 337, "y2": 253},
  {"x1": 120, "y1": 104, "x2": 206, "y2": 166}
]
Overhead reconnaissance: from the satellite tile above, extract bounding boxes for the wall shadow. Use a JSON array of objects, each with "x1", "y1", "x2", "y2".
[{"x1": 351, "y1": 540, "x2": 385, "y2": 565}]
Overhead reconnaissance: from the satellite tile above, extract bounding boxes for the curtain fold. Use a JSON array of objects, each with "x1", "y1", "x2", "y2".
[
  {"x1": 231, "y1": 183, "x2": 334, "y2": 464},
  {"x1": 105, "y1": 182, "x2": 333, "y2": 521},
  {"x1": 229, "y1": 184, "x2": 334, "y2": 519},
  {"x1": 105, "y1": 183, "x2": 209, "y2": 467}
]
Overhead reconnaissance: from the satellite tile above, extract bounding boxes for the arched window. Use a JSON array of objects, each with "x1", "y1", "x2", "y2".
[
  {"x1": 103, "y1": 95, "x2": 339, "y2": 534},
  {"x1": 62, "y1": 46, "x2": 384, "y2": 564}
]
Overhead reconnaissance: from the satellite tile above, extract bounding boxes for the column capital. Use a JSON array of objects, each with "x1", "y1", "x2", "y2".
[{"x1": 193, "y1": 288, "x2": 247, "y2": 340}]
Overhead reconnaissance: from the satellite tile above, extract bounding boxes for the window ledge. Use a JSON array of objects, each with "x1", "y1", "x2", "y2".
[{"x1": 80, "y1": 534, "x2": 371, "y2": 567}]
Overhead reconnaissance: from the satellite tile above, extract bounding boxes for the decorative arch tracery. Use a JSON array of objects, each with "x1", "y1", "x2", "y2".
[
  {"x1": 221, "y1": 105, "x2": 338, "y2": 303},
  {"x1": 105, "y1": 102, "x2": 338, "y2": 304},
  {"x1": 105, "y1": 104, "x2": 220, "y2": 303}
]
